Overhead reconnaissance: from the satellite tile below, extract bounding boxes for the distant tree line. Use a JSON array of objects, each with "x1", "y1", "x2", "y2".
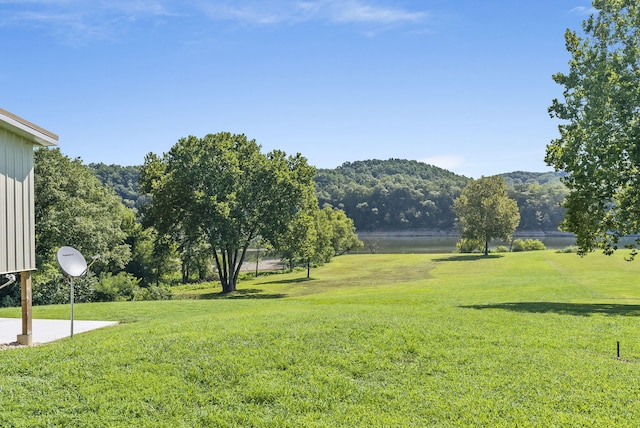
[
  {"x1": 315, "y1": 159, "x2": 469, "y2": 231},
  {"x1": 88, "y1": 158, "x2": 568, "y2": 235},
  {"x1": 315, "y1": 159, "x2": 567, "y2": 233},
  {"x1": 0, "y1": 152, "x2": 569, "y2": 307},
  {"x1": 89, "y1": 163, "x2": 150, "y2": 211}
]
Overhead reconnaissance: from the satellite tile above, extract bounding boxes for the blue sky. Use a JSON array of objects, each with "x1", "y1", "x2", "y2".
[{"x1": 1, "y1": 0, "x2": 592, "y2": 177}]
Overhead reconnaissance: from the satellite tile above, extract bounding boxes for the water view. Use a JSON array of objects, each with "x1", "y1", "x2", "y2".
[{"x1": 354, "y1": 233, "x2": 578, "y2": 254}]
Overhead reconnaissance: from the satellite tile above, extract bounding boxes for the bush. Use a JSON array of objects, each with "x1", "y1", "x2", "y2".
[
  {"x1": 0, "y1": 279, "x2": 21, "y2": 308},
  {"x1": 557, "y1": 245, "x2": 579, "y2": 253},
  {"x1": 92, "y1": 272, "x2": 172, "y2": 302},
  {"x1": 494, "y1": 246, "x2": 509, "y2": 253},
  {"x1": 1, "y1": 293, "x2": 19, "y2": 308},
  {"x1": 33, "y1": 263, "x2": 98, "y2": 305},
  {"x1": 133, "y1": 284, "x2": 172, "y2": 301},
  {"x1": 512, "y1": 239, "x2": 546, "y2": 252},
  {"x1": 456, "y1": 238, "x2": 483, "y2": 253},
  {"x1": 93, "y1": 272, "x2": 141, "y2": 302}
]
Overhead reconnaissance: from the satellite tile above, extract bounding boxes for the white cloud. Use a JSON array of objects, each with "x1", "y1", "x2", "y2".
[
  {"x1": 0, "y1": 0, "x2": 178, "y2": 43},
  {"x1": 297, "y1": 0, "x2": 427, "y2": 24},
  {"x1": 0, "y1": 0, "x2": 429, "y2": 43},
  {"x1": 0, "y1": 0, "x2": 175, "y2": 17},
  {"x1": 421, "y1": 155, "x2": 464, "y2": 172},
  {"x1": 194, "y1": 2, "x2": 288, "y2": 25},
  {"x1": 569, "y1": 6, "x2": 596, "y2": 15},
  {"x1": 197, "y1": 0, "x2": 428, "y2": 27}
]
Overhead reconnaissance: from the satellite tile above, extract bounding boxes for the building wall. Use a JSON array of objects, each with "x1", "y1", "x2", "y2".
[{"x1": 0, "y1": 128, "x2": 35, "y2": 275}]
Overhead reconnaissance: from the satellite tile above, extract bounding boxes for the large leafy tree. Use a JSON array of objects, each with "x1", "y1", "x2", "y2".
[
  {"x1": 454, "y1": 176, "x2": 520, "y2": 255},
  {"x1": 35, "y1": 148, "x2": 132, "y2": 269},
  {"x1": 546, "y1": 1, "x2": 640, "y2": 254},
  {"x1": 33, "y1": 148, "x2": 133, "y2": 304},
  {"x1": 141, "y1": 133, "x2": 316, "y2": 293}
]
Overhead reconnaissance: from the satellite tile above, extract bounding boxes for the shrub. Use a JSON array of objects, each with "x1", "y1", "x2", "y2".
[
  {"x1": 512, "y1": 239, "x2": 546, "y2": 252},
  {"x1": 456, "y1": 238, "x2": 483, "y2": 253},
  {"x1": 33, "y1": 263, "x2": 98, "y2": 305},
  {"x1": 557, "y1": 245, "x2": 579, "y2": 253},
  {"x1": 133, "y1": 284, "x2": 172, "y2": 301},
  {"x1": 0, "y1": 280, "x2": 21, "y2": 308},
  {"x1": 1, "y1": 294, "x2": 19, "y2": 308},
  {"x1": 494, "y1": 246, "x2": 509, "y2": 253},
  {"x1": 93, "y1": 272, "x2": 141, "y2": 302}
]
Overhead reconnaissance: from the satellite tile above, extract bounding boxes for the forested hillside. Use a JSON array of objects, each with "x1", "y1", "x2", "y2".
[
  {"x1": 90, "y1": 159, "x2": 568, "y2": 234},
  {"x1": 315, "y1": 160, "x2": 567, "y2": 233},
  {"x1": 89, "y1": 163, "x2": 149, "y2": 210},
  {"x1": 315, "y1": 159, "x2": 470, "y2": 231},
  {"x1": 501, "y1": 171, "x2": 567, "y2": 231}
]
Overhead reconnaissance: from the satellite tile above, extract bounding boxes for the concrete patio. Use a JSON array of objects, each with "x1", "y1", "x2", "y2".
[{"x1": 0, "y1": 318, "x2": 118, "y2": 345}]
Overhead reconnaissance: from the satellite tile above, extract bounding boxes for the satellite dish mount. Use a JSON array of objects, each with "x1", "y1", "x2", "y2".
[{"x1": 56, "y1": 246, "x2": 100, "y2": 338}]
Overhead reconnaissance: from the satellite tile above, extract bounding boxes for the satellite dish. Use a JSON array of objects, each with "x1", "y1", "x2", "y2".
[{"x1": 57, "y1": 246, "x2": 88, "y2": 277}]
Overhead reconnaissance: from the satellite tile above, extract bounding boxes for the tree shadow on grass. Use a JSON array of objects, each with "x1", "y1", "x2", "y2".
[
  {"x1": 433, "y1": 254, "x2": 504, "y2": 262},
  {"x1": 462, "y1": 302, "x2": 640, "y2": 317},
  {"x1": 257, "y1": 277, "x2": 316, "y2": 285},
  {"x1": 195, "y1": 289, "x2": 287, "y2": 300}
]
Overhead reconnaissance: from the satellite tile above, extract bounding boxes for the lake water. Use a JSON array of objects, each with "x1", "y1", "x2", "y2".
[{"x1": 354, "y1": 233, "x2": 578, "y2": 254}]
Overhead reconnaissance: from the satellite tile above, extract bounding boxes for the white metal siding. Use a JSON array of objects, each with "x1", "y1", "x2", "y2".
[{"x1": 0, "y1": 129, "x2": 35, "y2": 275}]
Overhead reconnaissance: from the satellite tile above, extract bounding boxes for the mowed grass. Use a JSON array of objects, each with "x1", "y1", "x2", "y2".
[{"x1": 2, "y1": 252, "x2": 640, "y2": 426}]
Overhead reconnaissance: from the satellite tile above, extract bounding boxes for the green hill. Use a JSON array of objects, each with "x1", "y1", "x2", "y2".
[
  {"x1": 90, "y1": 159, "x2": 568, "y2": 233},
  {"x1": 315, "y1": 159, "x2": 470, "y2": 231},
  {"x1": 316, "y1": 159, "x2": 567, "y2": 233}
]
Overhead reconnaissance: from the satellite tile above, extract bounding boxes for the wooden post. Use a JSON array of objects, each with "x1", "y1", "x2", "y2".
[{"x1": 17, "y1": 271, "x2": 33, "y2": 346}]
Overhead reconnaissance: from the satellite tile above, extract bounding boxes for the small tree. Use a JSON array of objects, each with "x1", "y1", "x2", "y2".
[
  {"x1": 321, "y1": 207, "x2": 363, "y2": 257},
  {"x1": 273, "y1": 206, "x2": 362, "y2": 277},
  {"x1": 454, "y1": 176, "x2": 520, "y2": 256},
  {"x1": 275, "y1": 210, "x2": 318, "y2": 272}
]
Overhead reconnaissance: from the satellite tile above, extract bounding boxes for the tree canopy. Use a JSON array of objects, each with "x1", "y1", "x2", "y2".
[
  {"x1": 274, "y1": 206, "x2": 363, "y2": 274},
  {"x1": 95, "y1": 158, "x2": 566, "y2": 234},
  {"x1": 316, "y1": 159, "x2": 471, "y2": 231},
  {"x1": 315, "y1": 160, "x2": 564, "y2": 233},
  {"x1": 140, "y1": 132, "x2": 317, "y2": 292},
  {"x1": 89, "y1": 163, "x2": 149, "y2": 211},
  {"x1": 454, "y1": 176, "x2": 521, "y2": 255},
  {"x1": 546, "y1": 1, "x2": 640, "y2": 254},
  {"x1": 35, "y1": 148, "x2": 132, "y2": 270},
  {"x1": 32, "y1": 148, "x2": 134, "y2": 304}
]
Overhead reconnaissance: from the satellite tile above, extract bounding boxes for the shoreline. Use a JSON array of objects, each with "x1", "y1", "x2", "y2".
[{"x1": 356, "y1": 230, "x2": 575, "y2": 238}]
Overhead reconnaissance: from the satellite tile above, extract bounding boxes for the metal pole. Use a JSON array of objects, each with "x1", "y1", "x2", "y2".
[
  {"x1": 255, "y1": 245, "x2": 259, "y2": 277},
  {"x1": 70, "y1": 276, "x2": 74, "y2": 338}
]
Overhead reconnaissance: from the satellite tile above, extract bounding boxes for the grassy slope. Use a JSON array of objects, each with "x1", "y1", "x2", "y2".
[{"x1": 1, "y1": 252, "x2": 640, "y2": 426}]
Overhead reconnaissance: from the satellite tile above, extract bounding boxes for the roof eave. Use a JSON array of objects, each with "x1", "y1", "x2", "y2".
[{"x1": 0, "y1": 108, "x2": 59, "y2": 147}]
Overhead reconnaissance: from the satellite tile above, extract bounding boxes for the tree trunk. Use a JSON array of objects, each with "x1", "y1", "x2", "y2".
[
  {"x1": 212, "y1": 247, "x2": 231, "y2": 293},
  {"x1": 222, "y1": 281, "x2": 236, "y2": 293},
  {"x1": 484, "y1": 239, "x2": 489, "y2": 256},
  {"x1": 215, "y1": 246, "x2": 249, "y2": 293},
  {"x1": 181, "y1": 262, "x2": 189, "y2": 284}
]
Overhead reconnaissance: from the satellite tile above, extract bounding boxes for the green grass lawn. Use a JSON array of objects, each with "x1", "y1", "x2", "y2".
[{"x1": 2, "y1": 251, "x2": 640, "y2": 426}]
